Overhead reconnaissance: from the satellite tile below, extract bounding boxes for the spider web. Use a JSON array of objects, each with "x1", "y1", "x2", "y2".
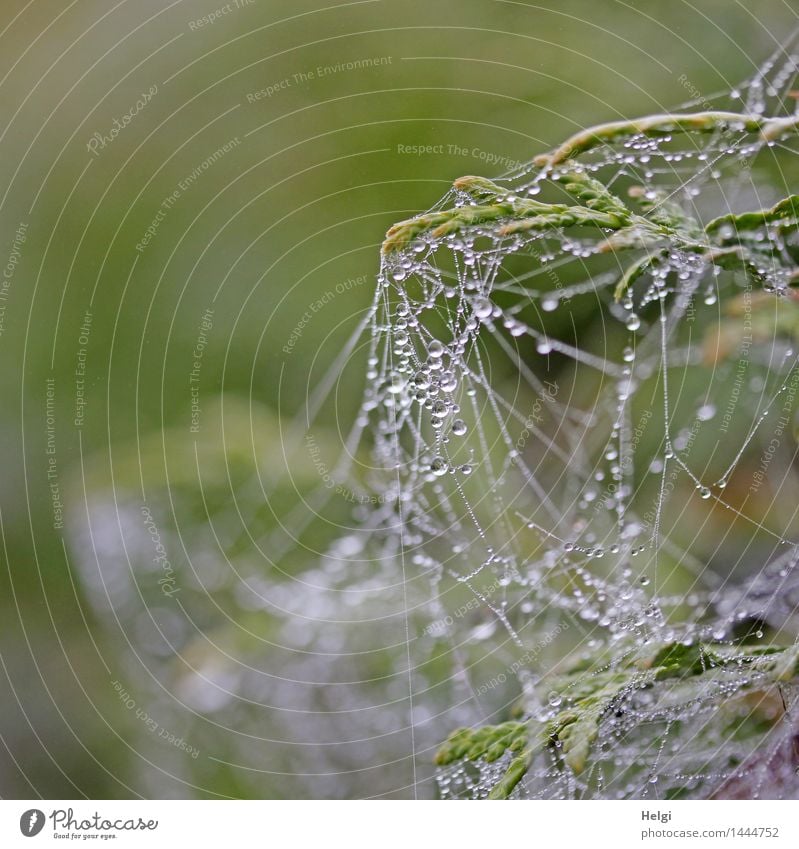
[
  {"x1": 339, "y1": 33, "x2": 799, "y2": 799},
  {"x1": 61, "y1": 34, "x2": 799, "y2": 801}
]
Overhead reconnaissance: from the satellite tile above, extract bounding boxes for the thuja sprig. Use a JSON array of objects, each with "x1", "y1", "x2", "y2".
[
  {"x1": 533, "y1": 111, "x2": 799, "y2": 168},
  {"x1": 434, "y1": 720, "x2": 528, "y2": 766},
  {"x1": 705, "y1": 194, "x2": 799, "y2": 236},
  {"x1": 610, "y1": 188, "x2": 799, "y2": 300},
  {"x1": 629, "y1": 185, "x2": 703, "y2": 239},
  {"x1": 381, "y1": 175, "x2": 630, "y2": 255},
  {"x1": 382, "y1": 168, "x2": 705, "y2": 268},
  {"x1": 598, "y1": 184, "x2": 706, "y2": 263},
  {"x1": 555, "y1": 170, "x2": 630, "y2": 220},
  {"x1": 382, "y1": 167, "x2": 798, "y2": 304},
  {"x1": 435, "y1": 640, "x2": 799, "y2": 799},
  {"x1": 435, "y1": 721, "x2": 540, "y2": 800},
  {"x1": 382, "y1": 111, "x2": 799, "y2": 305}
]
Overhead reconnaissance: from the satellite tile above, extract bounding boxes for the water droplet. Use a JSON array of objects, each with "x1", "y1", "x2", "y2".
[
  {"x1": 387, "y1": 373, "x2": 405, "y2": 394},
  {"x1": 696, "y1": 404, "x2": 716, "y2": 421},
  {"x1": 431, "y1": 400, "x2": 449, "y2": 419},
  {"x1": 428, "y1": 340, "x2": 445, "y2": 359},
  {"x1": 440, "y1": 371, "x2": 458, "y2": 393},
  {"x1": 626, "y1": 314, "x2": 641, "y2": 331},
  {"x1": 473, "y1": 297, "x2": 493, "y2": 319},
  {"x1": 413, "y1": 371, "x2": 430, "y2": 390}
]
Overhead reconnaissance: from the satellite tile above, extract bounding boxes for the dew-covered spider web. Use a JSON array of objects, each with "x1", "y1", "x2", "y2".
[
  {"x1": 335, "y1": 34, "x2": 799, "y2": 799},
  {"x1": 64, "y1": 35, "x2": 799, "y2": 802}
]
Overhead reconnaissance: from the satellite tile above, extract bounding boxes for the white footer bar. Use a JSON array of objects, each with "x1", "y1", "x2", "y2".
[{"x1": 1, "y1": 800, "x2": 796, "y2": 848}]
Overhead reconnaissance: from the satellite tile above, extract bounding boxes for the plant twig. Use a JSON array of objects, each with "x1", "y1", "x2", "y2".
[
  {"x1": 381, "y1": 175, "x2": 630, "y2": 254},
  {"x1": 533, "y1": 111, "x2": 799, "y2": 168},
  {"x1": 705, "y1": 194, "x2": 799, "y2": 235}
]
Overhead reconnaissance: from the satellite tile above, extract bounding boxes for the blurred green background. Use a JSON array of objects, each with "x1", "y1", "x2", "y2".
[{"x1": 0, "y1": 0, "x2": 796, "y2": 799}]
